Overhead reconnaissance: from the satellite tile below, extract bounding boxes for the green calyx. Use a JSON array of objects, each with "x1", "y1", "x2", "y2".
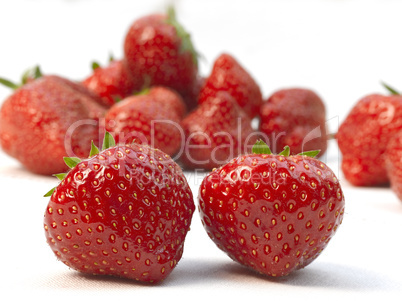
[
  {"x1": 102, "y1": 131, "x2": 116, "y2": 150},
  {"x1": 252, "y1": 140, "x2": 272, "y2": 155},
  {"x1": 43, "y1": 132, "x2": 116, "y2": 197},
  {"x1": 0, "y1": 66, "x2": 42, "y2": 90},
  {"x1": 91, "y1": 61, "x2": 101, "y2": 71},
  {"x1": 134, "y1": 87, "x2": 150, "y2": 96},
  {"x1": 166, "y1": 6, "x2": 199, "y2": 67},
  {"x1": 382, "y1": 81, "x2": 400, "y2": 95},
  {"x1": 252, "y1": 140, "x2": 320, "y2": 158},
  {"x1": 90, "y1": 53, "x2": 115, "y2": 71}
]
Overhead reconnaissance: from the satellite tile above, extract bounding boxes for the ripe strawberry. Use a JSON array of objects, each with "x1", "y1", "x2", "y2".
[
  {"x1": 104, "y1": 86, "x2": 186, "y2": 156},
  {"x1": 0, "y1": 74, "x2": 107, "y2": 175},
  {"x1": 198, "y1": 141, "x2": 345, "y2": 277},
  {"x1": 180, "y1": 91, "x2": 257, "y2": 170},
  {"x1": 82, "y1": 58, "x2": 139, "y2": 107},
  {"x1": 259, "y1": 88, "x2": 327, "y2": 155},
  {"x1": 337, "y1": 94, "x2": 402, "y2": 186},
  {"x1": 385, "y1": 131, "x2": 402, "y2": 201},
  {"x1": 43, "y1": 133, "x2": 195, "y2": 283},
  {"x1": 123, "y1": 8, "x2": 199, "y2": 110},
  {"x1": 49, "y1": 75, "x2": 107, "y2": 119},
  {"x1": 198, "y1": 53, "x2": 263, "y2": 118}
]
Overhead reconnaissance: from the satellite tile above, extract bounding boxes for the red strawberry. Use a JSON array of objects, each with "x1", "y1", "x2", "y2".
[
  {"x1": 198, "y1": 53, "x2": 263, "y2": 118},
  {"x1": 337, "y1": 94, "x2": 402, "y2": 186},
  {"x1": 180, "y1": 91, "x2": 257, "y2": 170},
  {"x1": 385, "y1": 131, "x2": 402, "y2": 201},
  {"x1": 104, "y1": 86, "x2": 185, "y2": 156},
  {"x1": 259, "y1": 88, "x2": 327, "y2": 155},
  {"x1": 0, "y1": 74, "x2": 107, "y2": 175},
  {"x1": 44, "y1": 133, "x2": 195, "y2": 283},
  {"x1": 49, "y1": 75, "x2": 107, "y2": 119},
  {"x1": 198, "y1": 141, "x2": 345, "y2": 277},
  {"x1": 82, "y1": 58, "x2": 139, "y2": 107},
  {"x1": 123, "y1": 8, "x2": 199, "y2": 110}
]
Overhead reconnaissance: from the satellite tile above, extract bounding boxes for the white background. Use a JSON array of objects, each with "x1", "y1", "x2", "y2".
[{"x1": 1, "y1": 0, "x2": 402, "y2": 300}]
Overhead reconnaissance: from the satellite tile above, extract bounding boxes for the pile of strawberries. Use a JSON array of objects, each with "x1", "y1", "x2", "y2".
[
  {"x1": 0, "y1": 8, "x2": 329, "y2": 175},
  {"x1": 0, "y1": 8, "x2": 347, "y2": 283}
]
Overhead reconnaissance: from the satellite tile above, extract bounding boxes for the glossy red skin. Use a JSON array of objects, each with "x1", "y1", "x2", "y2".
[
  {"x1": 104, "y1": 86, "x2": 186, "y2": 156},
  {"x1": 180, "y1": 91, "x2": 257, "y2": 170},
  {"x1": 385, "y1": 132, "x2": 402, "y2": 201},
  {"x1": 142, "y1": 85, "x2": 187, "y2": 119},
  {"x1": 337, "y1": 94, "x2": 402, "y2": 186},
  {"x1": 44, "y1": 143, "x2": 195, "y2": 283},
  {"x1": 123, "y1": 14, "x2": 198, "y2": 111},
  {"x1": 82, "y1": 59, "x2": 139, "y2": 107},
  {"x1": 198, "y1": 53, "x2": 263, "y2": 118},
  {"x1": 50, "y1": 76, "x2": 108, "y2": 119},
  {"x1": 259, "y1": 88, "x2": 327, "y2": 155},
  {"x1": 198, "y1": 154, "x2": 345, "y2": 277},
  {"x1": 0, "y1": 75, "x2": 106, "y2": 175}
]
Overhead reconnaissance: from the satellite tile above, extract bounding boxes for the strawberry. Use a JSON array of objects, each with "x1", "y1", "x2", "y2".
[
  {"x1": 123, "y1": 8, "x2": 199, "y2": 111},
  {"x1": 385, "y1": 131, "x2": 402, "y2": 201},
  {"x1": 43, "y1": 132, "x2": 195, "y2": 283},
  {"x1": 82, "y1": 58, "x2": 139, "y2": 107},
  {"x1": 198, "y1": 141, "x2": 345, "y2": 277},
  {"x1": 104, "y1": 86, "x2": 186, "y2": 157},
  {"x1": 180, "y1": 91, "x2": 257, "y2": 170},
  {"x1": 0, "y1": 73, "x2": 107, "y2": 175},
  {"x1": 198, "y1": 53, "x2": 263, "y2": 118},
  {"x1": 48, "y1": 75, "x2": 107, "y2": 119},
  {"x1": 337, "y1": 93, "x2": 402, "y2": 186},
  {"x1": 259, "y1": 88, "x2": 327, "y2": 155}
]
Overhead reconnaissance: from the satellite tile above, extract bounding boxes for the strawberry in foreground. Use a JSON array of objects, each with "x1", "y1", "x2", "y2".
[
  {"x1": 123, "y1": 8, "x2": 199, "y2": 110},
  {"x1": 82, "y1": 58, "x2": 139, "y2": 107},
  {"x1": 104, "y1": 86, "x2": 186, "y2": 157},
  {"x1": 180, "y1": 91, "x2": 257, "y2": 170},
  {"x1": 198, "y1": 140, "x2": 345, "y2": 277},
  {"x1": 0, "y1": 71, "x2": 106, "y2": 175},
  {"x1": 337, "y1": 93, "x2": 402, "y2": 186},
  {"x1": 43, "y1": 132, "x2": 195, "y2": 283},
  {"x1": 198, "y1": 53, "x2": 263, "y2": 118},
  {"x1": 259, "y1": 88, "x2": 327, "y2": 155}
]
